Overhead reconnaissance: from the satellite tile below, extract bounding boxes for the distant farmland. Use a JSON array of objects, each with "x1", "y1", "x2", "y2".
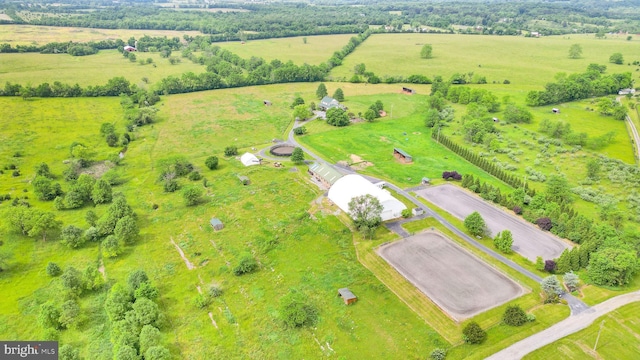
[{"x1": 330, "y1": 33, "x2": 640, "y2": 89}]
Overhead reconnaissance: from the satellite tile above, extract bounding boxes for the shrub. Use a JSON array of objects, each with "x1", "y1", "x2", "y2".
[
  {"x1": 526, "y1": 313, "x2": 536, "y2": 322},
  {"x1": 279, "y1": 290, "x2": 318, "y2": 328},
  {"x1": 205, "y1": 156, "x2": 219, "y2": 170},
  {"x1": 401, "y1": 208, "x2": 412, "y2": 218},
  {"x1": 233, "y1": 253, "x2": 258, "y2": 276},
  {"x1": 536, "y1": 217, "x2": 552, "y2": 231},
  {"x1": 224, "y1": 146, "x2": 238, "y2": 157},
  {"x1": 193, "y1": 293, "x2": 212, "y2": 309},
  {"x1": 209, "y1": 285, "x2": 223, "y2": 298},
  {"x1": 502, "y1": 305, "x2": 527, "y2": 326},
  {"x1": 464, "y1": 211, "x2": 487, "y2": 237},
  {"x1": 430, "y1": 348, "x2": 447, "y2": 360},
  {"x1": 462, "y1": 321, "x2": 486, "y2": 344},
  {"x1": 544, "y1": 260, "x2": 557, "y2": 273},
  {"x1": 293, "y1": 126, "x2": 307, "y2": 135},
  {"x1": 513, "y1": 206, "x2": 522, "y2": 215},
  {"x1": 188, "y1": 171, "x2": 202, "y2": 181},
  {"x1": 535, "y1": 256, "x2": 545, "y2": 271},
  {"x1": 442, "y1": 171, "x2": 462, "y2": 181},
  {"x1": 46, "y1": 262, "x2": 62, "y2": 277}
]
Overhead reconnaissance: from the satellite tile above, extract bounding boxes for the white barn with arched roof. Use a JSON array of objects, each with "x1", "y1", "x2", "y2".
[
  {"x1": 328, "y1": 174, "x2": 406, "y2": 221},
  {"x1": 240, "y1": 152, "x2": 261, "y2": 167}
]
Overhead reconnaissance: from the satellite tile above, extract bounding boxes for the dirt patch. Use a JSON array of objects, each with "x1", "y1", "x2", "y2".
[
  {"x1": 350, "y1": 154, "x2": 363, "y2": 163},
  {"x1": 80, "y1": 161, "x2": 114, "y2": 179},
  {"x1": 379, "y1": 231, "x2": 525, "y2": 321},
  {"x1": 171, "y1": 238, "x2": 195, "y2": 270},
  {"x1": 350, "y1": 117, "x2": 365, "y2": 123},
  {"x1": 352, "y1": 161, "x2": 374, "y2": 171},
  {"x1": 412, "y1": 132, "x2": 422, "y2": 135},
  {"x1": 208, "y1": 312, "x2": 219, "y2": 329},
  {"x1": 416, "y1": 184, "x2": 571, "y2": 261},
  {"x1": 379, "y1": 136, "x2": 390, "y2": 143},
  {"x1": 98, "y1": 259, "x2": 106, "y2": 280}
]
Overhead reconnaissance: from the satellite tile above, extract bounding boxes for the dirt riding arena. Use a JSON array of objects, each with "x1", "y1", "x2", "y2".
[
  {"x1": 379, "y1": 231, "x2": 525, "y2": 321},
  {"x1": 416, "y1": 184, "x2": 570, "y2": 261}
]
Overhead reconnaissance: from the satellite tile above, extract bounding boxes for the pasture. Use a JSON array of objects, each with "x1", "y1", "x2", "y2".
[
  {"x1": 216, "y1": 34, "x2": 356, "y2": 65},
  {"x1": 416, "y1": 184, "x2": 571, "y2": 261},
  {"x1": 0, "y1": 25, "x2": 202, "y2": 45},
  {"x1": 0, "y1": 92, "x2": 449, "y2": 359},
  {"x1": 524, "y1": 302, "x2": 640, "y2": 360},
  {"x1": 0, "y1": 49, "x2": 206, "y2": 87},
  {"x1": 330, "y1": 33, "x2": 640, "y2": 90},
  {"x1": 378, "y1": 231, "x2": 526, "y2": 320}
]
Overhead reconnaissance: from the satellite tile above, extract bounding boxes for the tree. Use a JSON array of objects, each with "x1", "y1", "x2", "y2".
[
  {"x1": 541, "y1": 275, "x2": 563, "y2": 297},
  {"x1": 46, "y1": 262, "x2": 62, "y2": 277},
  {"x1": 105, "y1": 284, "x2": 133, "y2": 321},
  {"x1": 132, "y1": 297, "x2": 159, "y2": 326},
  {"x1": 293, "y1": 126, "x2": 307, "y2": 135},
  {"x1": 128, "y1": 269, "x2": 149, "y2": 290},
  {"x1": 28, "y1": 211, "x2": 61, "y2": 241},
  {"x1": 114, "y1": 216, "x2": 139, "y2": 245},
  {"x1": 83, "y1": 263, "x2": 103, "y2": 291},
  {"x1": 316, "y1": 83, "x2": 328, "y2": 99},
  {"x1": 61, "y1": 225, "x2": 86, "y2": 249},
  {"x1": 291, "y1": 147, "x2": 305, "y2": 164},
  {"x1": 59, "y1": 300, "x2": 80, "y2": 328},
  {"x1": 279, "y1": 289, "x2": 318, "y2": 328},
  {"x1": 115, "y1": 346, "x2": 138, "y2": 360},
  {"x1": 364, "y1": 108, "x2": 377, "y2": 122},
  {"x1": 205, "y1": 156, "x2": 219, "y2": 170},
  {"x1": 224, "y1": 146, "x2": 238, "y2": 157},
  {"x1": 61, "y1": 267, "x2": 84, "y2": 295},
  {"x1": 430, "y1": 348, "x2": 447, "y2": 360},
  {"x1": 563, "y1": 271, "x2": 580, "y2": 292},
  {"x1": 464, "y1": 211, "x2": 487, "y2": 237},
  {"x1": 502, "y1": 305, "x2": 527, "y2": 326},
  {"x1": 145, "y1": 346, "x2": 171, "y2": 360},
  {"x1": 535, "y1": 256, "x2": 545, "y2": 271},
  {"x1": 333, "y1": 88, "x2": 344, "y2": 102},
  {"x1": 544, "y1": 259, "x2": 557, "y2": 272},
  {"x1": 462, "y1": 321, "x2": 486, "y2": 344},
  {"x1": 35, "y1": 162, "x2": 53, "y2": 178},
  {"x1": 38, "y1": 302, "x2": 61, "y2": 330},
  {"x1": 326, "y1": 108, "x2": 349, "y2": 127},
  {"x1": 588, "y1": 247, "x2": 638, "y2": 286},
  {"x1": 568, "y1": 44, "x2": 582, "y2": 59},
  {"x1": 348, "y1": 194, "x2": 383, "y2": 239},
  {"x1": 59, "y1": 345, "x2": 80, "y2": 360},
  {"x1": 293, "y1": 104, "x2": 312, "y2": 120},
  {"x1": 91, "y1": 179, "x2": 113, "y2": 204},
  {"x1": 493, "y1": 230, "x2": 513, "y2": 253},
  {"x1": 546, "y1": 175, "x2": 572, "y2": 204},
  {"x1": 182, "y1": 186, "x2": 204, "y2": 206},
  {"x1": 135, "y1": 282, "x2": 159, "y2": 300},
  {"x1": 503, "y1": 104, "x2": 533, "y2": 124},
  {"x1": 609, "y1": 52, "x2": 624, "y2": 65},
  {"x1": 354, "y1": 63, "x2": 366, "y2": 75},
  {"x1": 32, "y1": 176, "x2": 63, "y2": 201},
  {"x1": 139, "y1": 325, "x2": 161, "y2": 355},
  {"x1": 233, "y1": 252, "x2": 258, "y2": 276},
  {"x1": 420, "y1": 44, "x2": 433, "y2": 59},
  {"x1": 290, "y1": 96, "x2": 305, "y2": 109},
  {"x1": 586, "y1": 159, "x2": 601, "y2": 180},
  {"x1": 103, "y1": 235, "x2": 122, "y2": 258}
]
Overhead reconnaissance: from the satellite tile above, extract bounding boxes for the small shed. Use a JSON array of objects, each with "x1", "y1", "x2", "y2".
[
  {"x1": 237, "y1": 175, "x2": 250, "y2": 185},
  {"x1": 240, "y1": 152, "x2": 261, "y2": 167},
  {"x1": 552, "y1": 108, "x2": 560, "y2": 113},
  {"x1": 338, "y1": 288, "x2": 357, "y2": 305},
  {"x1": 393, "y1": 148, "x2": 413, "y2": 163},
  {"x1": 421, "y1": 177, "x2": 430, "y2": 185},
  {"x1": 263, "y1": 100, "x2": 272, "y2": 106},
  {"x1": 412, "y1": 208, "x2": 424, "y2": 216},
  {"x1": 402, "y1": 87, "x2": 416, "y2": 94},
  {"x1": 210, "y1": 218, "x2": 224, "y2": 231},
  {"x1": 492, "y1": 117, "x2": 499, "y2": 122}
]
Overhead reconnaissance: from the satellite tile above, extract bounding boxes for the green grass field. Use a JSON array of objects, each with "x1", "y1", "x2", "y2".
[
  {"x1": 0, "y1": 24, "x2": 202, "y2": 46},
  {"x1": 524, "y1": 302, "x2": 640, "y2": 360},
  {"x1": 217, "y1": 34, "x2": 356, "y2": 65},
  {"x1": 330, "y1": 33, "x2": 640, "y2": 90},
  {"x1": 0, "y1": 49, "x2": 207, "y2": 87}
]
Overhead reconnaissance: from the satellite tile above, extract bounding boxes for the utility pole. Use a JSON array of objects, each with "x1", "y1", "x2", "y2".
[{"x1": 593, "y1": 320, "x2": 605, "y2": 351}]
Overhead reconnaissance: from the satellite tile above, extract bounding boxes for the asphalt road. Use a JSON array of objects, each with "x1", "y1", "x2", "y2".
[{"x1": 486, "y1": 290, "x2": 640, "y2": 359}]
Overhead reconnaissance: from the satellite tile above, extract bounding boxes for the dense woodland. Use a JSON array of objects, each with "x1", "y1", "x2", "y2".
[{"x1": 1, "y1": 0, "x2": 640, "y2": 38}]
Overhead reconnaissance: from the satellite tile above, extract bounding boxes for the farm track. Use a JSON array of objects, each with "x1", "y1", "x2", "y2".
[{"x1": 617, "y1": 96, "x2": 640, "y2": 164}]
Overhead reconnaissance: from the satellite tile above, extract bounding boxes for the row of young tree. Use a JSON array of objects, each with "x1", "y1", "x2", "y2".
[{"x1": 460, "y1": 173, "x2": 639, "y2": 287}]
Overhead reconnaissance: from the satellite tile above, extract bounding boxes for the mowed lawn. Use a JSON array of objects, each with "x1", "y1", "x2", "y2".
[
  {"x1": 0, "y1": 93, "x2": 447, "y2": 359},
  {"x1": 0, "y1": 24, "x2": 202, "y2": 45},
  {"x1": 217, "y1": 34, "x2": 357, "y2": 65},
  {"x1": 331, "y1": 33, "x2": 640, "y2": 89},
  {"x1": 524, "y1": 302, "x2": 640, "y2": 360},
  {"x1": 0, "y1": 49, "x2": 207, "y2": 87}
]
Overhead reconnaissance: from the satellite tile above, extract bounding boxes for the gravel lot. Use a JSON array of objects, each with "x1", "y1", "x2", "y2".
[
  {"x1": 416, "y1": 184, "x2": 570, "y2": 261},
  {"x1": 378, "y1": 231, "x2": 525, "y2": 321}
]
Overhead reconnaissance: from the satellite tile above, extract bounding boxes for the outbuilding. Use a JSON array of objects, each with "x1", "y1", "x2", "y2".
[
  {"x1": 240, "y1": 152, "x2": 261, "y2": 167},
  {"x1": 237, "y1": 175, "x2": 250, "y2": 185},
  {"x1": 328, "y1": 174, "x2": 406, "y2": 221},
  {"x1": 402, "y1": 87, "x2": 416, "y2": 94},
  {"x1": 210, "y1": 218, "x2": 224, "y2": 231},
  {"x1": 308, "y1": 162, "x2": 343, "y2": 188},
  {"x1": 263, "y1": 100, "x2": 272, "y2": 106},
  {"x1": 552, "y1": 108, "x2": 560, "y2": 113},
  {"x1": 393, "y1": 148, "x2": 413, "y2": 163},
  {"x1": 338, "y1": 288, "x2": 357, "y2": 305}
]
